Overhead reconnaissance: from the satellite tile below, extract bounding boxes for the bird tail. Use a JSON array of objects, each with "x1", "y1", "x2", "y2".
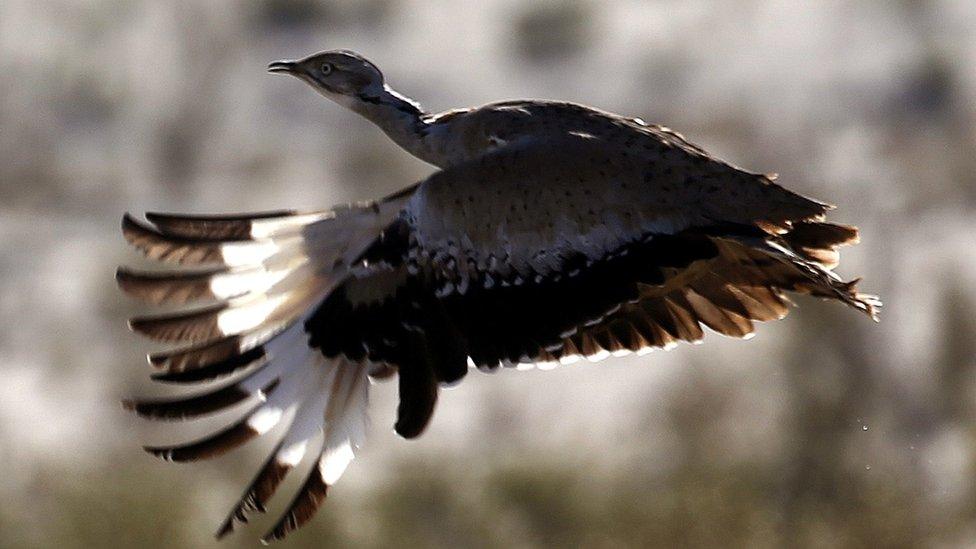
[{"x1": 119, "y1": 193, "x2": 411, "y2": 541}]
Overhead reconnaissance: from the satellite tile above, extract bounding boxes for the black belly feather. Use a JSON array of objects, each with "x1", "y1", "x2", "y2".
[
  {"x1": 303, "y1": 230, "x2": 720, "y2": 437},
  {"x1": 440, "y1": 232, "x2": 718, "y2": 366}
]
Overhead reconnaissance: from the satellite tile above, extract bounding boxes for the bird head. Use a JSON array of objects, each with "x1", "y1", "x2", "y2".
[{"x1": 268, "y1": 50, "x2": 385, "y2": 107}]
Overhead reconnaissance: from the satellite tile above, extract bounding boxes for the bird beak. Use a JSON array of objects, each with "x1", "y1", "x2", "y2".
[{"x1": 267, "y1": 60, "x2": 298, "y2": 75}]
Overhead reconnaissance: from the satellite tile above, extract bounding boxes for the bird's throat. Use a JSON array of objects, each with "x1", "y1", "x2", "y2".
[{"x1": 351, "y1": 85, "x2": 436, "y2": 165}]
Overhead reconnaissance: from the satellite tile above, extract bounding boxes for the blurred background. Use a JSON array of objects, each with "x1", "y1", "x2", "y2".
[{"x1": 1, "y1": 0, "x2": 975, "y2": 547}]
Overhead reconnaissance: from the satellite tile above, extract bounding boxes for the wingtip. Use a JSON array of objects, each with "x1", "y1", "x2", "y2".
[
  {"x1": 119, "y1": 398, "x2": 162, "y2": 420},
  {"x1": 260, "y1": 526, "x2": 285, "y2": 545},
  {"x1": 115, "y1": 266, "x2": 140, "y2": 295},
  {"x1": 863, "y1": 295, "x2": 883, "y2": 322},
  {"x1": 214, "y1": 518, "x2": 236, "y2": 541},
  {"x1": 142, "y1": 445, "x2": 171, "y2": 461},
  {"x1": 121, "y1": 212, "x2": 146, "y2": 233},
  {"x1": 143, "y1": 211, "x2": 168, "y2": 224},
  {"x1": 126, "y1": 316, "x2": 141, "y2": 334},
  {"x1": 121, "y1": 212, "x2": 164, "y2": 246},
  {"x1": 259, "y1": 525, "x2": 291, "y2": 545},
  {"x1": 259, "y1": 471, "x2": 330, "y2": 543}
]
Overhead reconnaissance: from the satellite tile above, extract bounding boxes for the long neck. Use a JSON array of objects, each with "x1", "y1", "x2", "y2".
[{"x1": 348, "y1": 85, "x2": 434, "y2": 164}]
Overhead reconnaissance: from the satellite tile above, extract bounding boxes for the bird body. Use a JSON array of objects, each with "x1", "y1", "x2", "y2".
[{"x1": 120, "y1": 50, "x2": 879, "y2": 542}]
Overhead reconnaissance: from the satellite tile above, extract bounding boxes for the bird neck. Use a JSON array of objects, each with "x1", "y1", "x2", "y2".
[{"x1": 348, "y1": 85, "x2": 434, "y2": 164}]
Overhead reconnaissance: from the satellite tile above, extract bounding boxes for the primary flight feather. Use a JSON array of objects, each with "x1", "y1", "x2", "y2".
[{"x1": 119, "y1": 49, "x2": 880, "y2": 542}]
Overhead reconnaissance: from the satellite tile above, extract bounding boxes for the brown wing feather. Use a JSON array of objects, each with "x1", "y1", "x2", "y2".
[{"x1": 545, "y1": 231, "x2": 877, "y2": 363}]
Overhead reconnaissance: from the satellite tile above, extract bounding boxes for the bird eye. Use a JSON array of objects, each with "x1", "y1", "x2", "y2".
[{"x1": 320, "y1": 63, "x2": 333, "y2": 75}]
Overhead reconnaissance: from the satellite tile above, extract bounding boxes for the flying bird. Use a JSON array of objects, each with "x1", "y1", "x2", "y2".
[{"x1": 118, "y1": 50, "x2": 880, "y2": 542}]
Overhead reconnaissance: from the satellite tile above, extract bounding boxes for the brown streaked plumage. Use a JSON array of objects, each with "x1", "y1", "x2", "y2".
[{"x1": 119, "y1": 49, "x2": 880, "y2": 542}]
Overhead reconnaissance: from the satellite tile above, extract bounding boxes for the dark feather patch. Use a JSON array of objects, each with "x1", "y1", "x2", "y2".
[
  {"x1": 413, "y1": 294, "x2": 468, "y2": 385},
  {"x1": 305, "y1": 232, "x2": 719, "y2": 375},
  {"x1": 438, "y1": 233, "x2": 717, "y2": 366},
  {"x1": 394, "y1": 337, "x2": 439, "y2": 439}
]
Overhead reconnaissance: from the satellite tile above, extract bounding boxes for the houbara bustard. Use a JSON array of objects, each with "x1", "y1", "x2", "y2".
[{"x1": 118, "y1": 50, "x2": 880, "y2": 542}]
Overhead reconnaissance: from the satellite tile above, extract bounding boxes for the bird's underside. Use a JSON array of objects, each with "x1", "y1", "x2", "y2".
[{"x1": 119, "y1": 54, "x2": 879, "y2": 542}]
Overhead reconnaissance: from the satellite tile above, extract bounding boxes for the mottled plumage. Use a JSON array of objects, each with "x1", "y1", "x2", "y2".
[{"x1": 119, "y1": 50, "x2": 879, "y2": 542}]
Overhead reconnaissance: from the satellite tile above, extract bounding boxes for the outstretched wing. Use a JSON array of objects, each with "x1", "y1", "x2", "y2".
[
  {"x1": 120, "y1": 190, "x2": 411, "y2": 543},
  {"x1": 309, "y1": 133, "x2": 878, "y2": 431}
]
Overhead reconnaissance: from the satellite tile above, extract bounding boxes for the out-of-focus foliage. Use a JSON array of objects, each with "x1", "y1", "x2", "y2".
[{"x1": 2, "y1": 1, "x2": 976, "y2": 547}]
